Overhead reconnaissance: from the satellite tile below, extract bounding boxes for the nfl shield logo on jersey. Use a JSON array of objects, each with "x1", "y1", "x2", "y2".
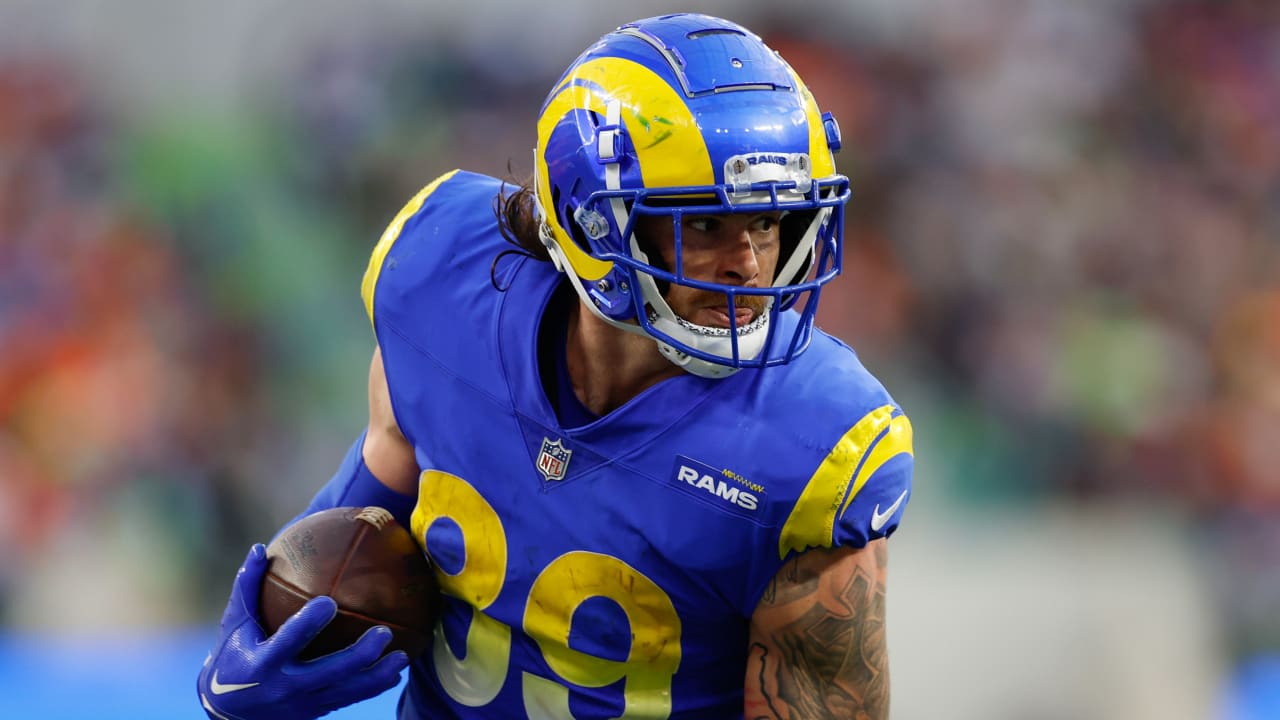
[{"x1": 537, "y1": 437, "x2": 572, "y2": 481}]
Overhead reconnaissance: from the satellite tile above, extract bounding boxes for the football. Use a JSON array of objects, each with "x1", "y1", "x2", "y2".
[{"x1": 259, "y1": 506, "x2": 438, "y2": 661}]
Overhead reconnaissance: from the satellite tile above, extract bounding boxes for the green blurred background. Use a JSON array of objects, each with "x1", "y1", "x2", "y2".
[{"x1": 0, "y1": 0, "x2": 1277, "y2": 717}]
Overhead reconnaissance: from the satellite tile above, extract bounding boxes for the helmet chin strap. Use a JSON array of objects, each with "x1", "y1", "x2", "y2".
[
  {"x1": 634, "y1": 259, "x2": 775, "y2": 378},
  {"x1": 649, "y1": 309, "x2": 772, "y2": 379}
]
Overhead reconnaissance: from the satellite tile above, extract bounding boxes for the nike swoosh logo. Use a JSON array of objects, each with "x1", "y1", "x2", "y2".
[
  {"x1": 210, "y1": 670, "x2": 260, "y2": 695},
  {"x1": 870, "y1": 490, "x2": 908, "y2": 532}
]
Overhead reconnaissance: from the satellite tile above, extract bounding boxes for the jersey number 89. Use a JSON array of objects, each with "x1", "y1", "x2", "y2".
[{"x1": 411, "y1": 470, "x2": 683, "y2": 719}]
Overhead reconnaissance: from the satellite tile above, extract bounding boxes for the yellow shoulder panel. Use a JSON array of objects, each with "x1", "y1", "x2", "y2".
[
  {"x1": 839, "y1": 414, "x2": 913, "y2": 519},
  {"x1": 361, "y1": 169, "x2": 461, "y2": 325},
  {"x1": 777, "y1": 405, "x2": 913, "y2": 559}
]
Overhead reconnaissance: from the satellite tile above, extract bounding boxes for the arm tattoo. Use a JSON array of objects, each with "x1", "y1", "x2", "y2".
[
  {"x1": 750, "y1": 545, "x2": 889, "y2": 719},
  {"x1": 758, "y1": 552, "x2": 823, "y2": 606}
]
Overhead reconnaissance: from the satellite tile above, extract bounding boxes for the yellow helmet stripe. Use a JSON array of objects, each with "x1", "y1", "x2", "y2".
[
  {"x1": 784, "y1": 65, "x2": 836, "y2": 179},
  {"x1": 536, "y1": 57, "x2": 714, "y2": 281},
  {"x1": 778, "y1": 405, "x2": 914, "y2": 558},
  {"x1": 361, "y1": 169, "x2": 460, "y2": 324},
  {"x1": 535, "y1": 83, "x2": 615, "y2": 282}
]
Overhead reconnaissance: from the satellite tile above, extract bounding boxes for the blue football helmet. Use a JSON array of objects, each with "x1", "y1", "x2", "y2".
[{"x1": 534, "y1": 13, "x2": 849, "y2": 378}]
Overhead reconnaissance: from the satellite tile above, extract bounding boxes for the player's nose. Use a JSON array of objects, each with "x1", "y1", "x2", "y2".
[{"x1": 718, "y1": 226, "x2": 761, "y2": 285}]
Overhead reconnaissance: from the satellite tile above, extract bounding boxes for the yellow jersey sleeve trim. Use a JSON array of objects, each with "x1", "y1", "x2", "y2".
[
  {"x1": 361, "y1": 169, "x2": 461, "y2": 326},
  {"x1": 838, "y1": 414, "x2": 913, "y2": 519},
  {"x1": 778, "y1": 405, "x2": 911, "y2": 559}
]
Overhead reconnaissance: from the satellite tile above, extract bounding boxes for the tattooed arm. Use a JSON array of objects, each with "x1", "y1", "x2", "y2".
[{"x1": 744, "y1": 539, "x2": 890, "y2": 720}]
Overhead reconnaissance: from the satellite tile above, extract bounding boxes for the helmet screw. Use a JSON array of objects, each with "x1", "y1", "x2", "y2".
[
  {"x1": 618, "y1": 280, "x2": 629, "y2": 292},
  {"x1": 596, "y1": 279, "x2": 612, "y2": 292}
]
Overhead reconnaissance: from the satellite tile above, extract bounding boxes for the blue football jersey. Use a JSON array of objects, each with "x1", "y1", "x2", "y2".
[{"x1": 362, "y1": 170, "x2": 914, "y2": 719}]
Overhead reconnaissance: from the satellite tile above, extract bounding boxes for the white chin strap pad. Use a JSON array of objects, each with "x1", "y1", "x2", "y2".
[{"x1": 649, "y1": 310, "x2": 772, "y2": 379}]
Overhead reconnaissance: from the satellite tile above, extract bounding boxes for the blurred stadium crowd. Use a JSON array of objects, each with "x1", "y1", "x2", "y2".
[{"x1": 0, "y1": 0, "x2": 1276, "y2": 715}]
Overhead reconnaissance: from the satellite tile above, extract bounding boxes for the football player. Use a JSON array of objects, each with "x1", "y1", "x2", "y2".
[{"x1": 199, "y1": 13, "x2": 913, "y2": 720}]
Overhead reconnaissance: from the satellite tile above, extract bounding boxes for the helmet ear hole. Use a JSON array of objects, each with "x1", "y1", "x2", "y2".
[{"x1": 549, "y1": 185, "x2": 562, "y2": 224}]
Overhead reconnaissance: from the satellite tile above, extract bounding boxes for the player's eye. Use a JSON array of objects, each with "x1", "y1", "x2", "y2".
[
  {"x1": 685, "y1": 216, "x2": 718, "y2": 234},
  {"x1": 750, "y1": 214, "x2": 780, "y2": 233}
]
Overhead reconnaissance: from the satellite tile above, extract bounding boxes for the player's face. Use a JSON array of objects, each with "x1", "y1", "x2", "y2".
[{"x1": 636, "y1": 212, "x2": 782, "y2": 329}]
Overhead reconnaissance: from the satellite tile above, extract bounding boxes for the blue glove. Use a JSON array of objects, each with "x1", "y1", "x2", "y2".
[{"x1": 197, "y1": 544, "x2": 410, "y2": 720}]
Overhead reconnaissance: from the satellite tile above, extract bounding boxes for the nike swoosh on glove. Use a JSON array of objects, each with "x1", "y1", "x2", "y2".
[{"x1": 196, "y1": 544, "x2": 409, "y2": 720}]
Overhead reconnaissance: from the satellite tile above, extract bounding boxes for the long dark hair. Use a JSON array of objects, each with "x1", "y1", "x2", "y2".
[{"x1": 489, "y1": 175, "x2": 552, "y2": 290}]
